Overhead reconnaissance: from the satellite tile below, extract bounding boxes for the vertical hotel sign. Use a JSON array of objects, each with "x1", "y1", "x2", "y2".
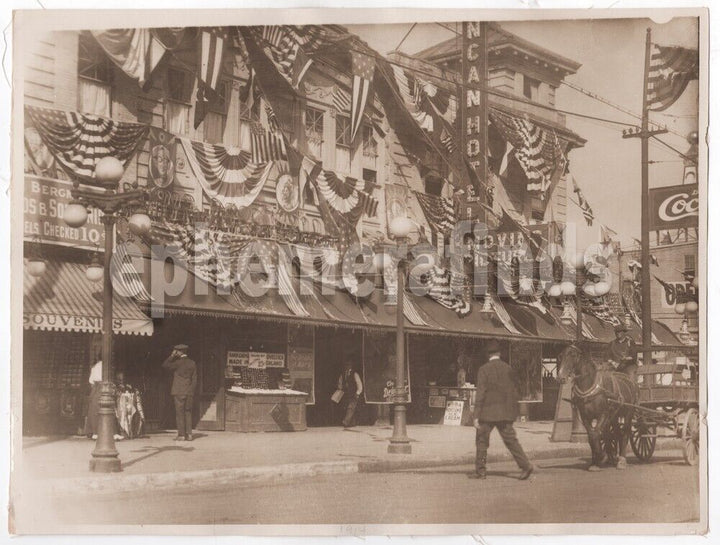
[{"x1": 461, "y1": 21, "x2": 488, "y2": 222}]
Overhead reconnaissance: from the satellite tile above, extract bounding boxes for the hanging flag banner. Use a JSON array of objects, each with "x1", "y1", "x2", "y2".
[
  {"x1": 648, "y1": 184, "x2": 699, "y2": 231},
  {"x1": 646, "y1": 44, "x2": 699, "y2": 112}
]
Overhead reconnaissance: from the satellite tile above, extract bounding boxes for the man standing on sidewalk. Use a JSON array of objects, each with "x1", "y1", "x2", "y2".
[
  {"x1": 162, "y1": 344, "x2": 197, "y2": 441},
  {"x1": 337, "y1": 359, "x2": 363, "y2": 428},
  {"x1": 470, "y1": 340, "x2": 534, "y2": 480}
]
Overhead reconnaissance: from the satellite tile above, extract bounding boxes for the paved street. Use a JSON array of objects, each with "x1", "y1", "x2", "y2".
[{"x1": 43, "y1": 455, "x2": 698, "y2": 527}]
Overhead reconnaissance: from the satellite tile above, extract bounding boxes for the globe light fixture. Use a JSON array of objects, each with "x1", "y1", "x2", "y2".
[
  {"x1": 547, "y1": 283, "x2": 563, "y2": 298},
  {"x1": 63, "y1": 201, "x2": 89, "y2": 228},
  {"x1": 674, "y1": 302, "x2": 687, "y2": 315},
  {"x1": 560, "y1": 281, "x2": 576, "y2": 296},
  {"x1": 94, "y1": 156, "x2": 125, "y2": 188},
  {"x1": 27, "y1": 257, "x2": 47, "y2": 277},
  {"x1": 128, "y1": 211, "x2": 152, "y2": 237},
  {"x1": 583, "y1": 282, "x2": 597, "y2": 297},
  {"x1": 593, "y1": 280, "x2": 611, "y2": 297},
  {"x1": 685, "y1": 300, "x2": 698, "y2": 314},
  {"x1": 86, "y1": 254, "x2": 104, "y2": 283},
  {"x1": 389, "y1": 216, "x2": 413, "y2": 239}
]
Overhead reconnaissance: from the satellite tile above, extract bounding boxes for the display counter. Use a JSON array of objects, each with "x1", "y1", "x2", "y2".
[
  {"x1": 420, "y1": 385, "x2": 476, "y2": 426},
  {"x1": 224, "y1": 387, "x2": 308, "y2": 432}
]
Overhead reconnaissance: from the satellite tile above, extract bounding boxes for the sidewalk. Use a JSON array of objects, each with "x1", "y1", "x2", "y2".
[{"x1": 16, "y1": 421, "x2": 684, "y2": 495}]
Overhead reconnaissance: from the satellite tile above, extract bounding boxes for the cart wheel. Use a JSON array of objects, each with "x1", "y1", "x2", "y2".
[
  {"x1": 600, "y1": 423, "x2": 619, "y2": 465},
  {"x1": 682, "y1": 408, "x2": 700, "y2": 466},
  {"x1": 630, "y1": 420, "x2": 657, "y2": 462}
]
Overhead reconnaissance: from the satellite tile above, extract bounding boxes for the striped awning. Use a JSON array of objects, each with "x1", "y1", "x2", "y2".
[{"x1": 24, "y1": 259, "x2": 153, "y2": 336}]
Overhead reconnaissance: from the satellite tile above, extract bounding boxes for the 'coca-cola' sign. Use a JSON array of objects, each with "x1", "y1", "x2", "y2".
[{"x1": 649, "y1": 184, "x2": 699, "y2": 231}]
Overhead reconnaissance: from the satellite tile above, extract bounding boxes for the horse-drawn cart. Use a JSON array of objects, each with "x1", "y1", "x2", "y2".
[{"x1": 611, "y1": 363, "x2": 699, "y2": 466}]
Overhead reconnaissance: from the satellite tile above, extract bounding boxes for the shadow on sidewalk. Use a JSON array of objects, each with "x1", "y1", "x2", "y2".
[{"x1": 122, "y1": 445, "x2": 195, "y2": 469}]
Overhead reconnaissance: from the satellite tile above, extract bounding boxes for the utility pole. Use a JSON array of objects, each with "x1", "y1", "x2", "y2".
[{"x1": 622, "y1": 28, "x2": 667, "y2": 365}]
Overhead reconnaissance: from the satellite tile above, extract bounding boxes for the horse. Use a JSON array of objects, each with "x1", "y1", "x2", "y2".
[{"x1": 558, "y1": 344, "x2": 639, "y2": 471}]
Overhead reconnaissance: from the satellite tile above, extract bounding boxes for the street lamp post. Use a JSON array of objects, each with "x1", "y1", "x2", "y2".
[
  {"x1": 387, "y1": 216, "x2": 412, "y2": 454},
  {"x1": 63, "y1": 157, "x2": 149, "y2": 473}
]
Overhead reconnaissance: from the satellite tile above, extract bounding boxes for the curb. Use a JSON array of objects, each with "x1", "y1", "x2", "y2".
[{"x1": 41, "y1": 438, "x2": 684, "y2": 497}]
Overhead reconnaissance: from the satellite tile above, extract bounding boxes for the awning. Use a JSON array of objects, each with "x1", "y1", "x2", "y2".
[{"x1": 24, "y1": 259, "x2": 154, "y2": 336}]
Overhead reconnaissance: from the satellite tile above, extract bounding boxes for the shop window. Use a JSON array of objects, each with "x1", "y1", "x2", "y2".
[
  {"x1": 335, "y1": 115, "x2": 352, "y2": 173},
  {"x1": 203, "y1": 81, "x2": 229, "y2": 144},
  {"x1": 522, "y1": 75, "x2": 541, "y2": 102},
  {"x1": 166, "y1": 67, "x2": 194, "y2": 135},
  {"x1": 77, "y1": 33, "x2": 112, "y2": 117}
]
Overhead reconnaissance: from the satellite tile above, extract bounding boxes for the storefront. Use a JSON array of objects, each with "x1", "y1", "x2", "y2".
[{"x1": 23, "y1": 258, "x2": 153, "y2": 435}]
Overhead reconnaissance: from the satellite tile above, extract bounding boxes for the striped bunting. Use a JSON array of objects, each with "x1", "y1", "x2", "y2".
[
  {"x1": 26, "y1": 106, "x2": 148, "y2": 184},
  {"x1": 647, "y1": 44, "x2": 698, "y2": 112},
  {"x1": 251, "y1": 130, "x2": 287, "y2": 163},
  {"x1": 110, "y1": 243, "x2": 153, "y2": 302},
  {"x1": 413, "y1": 191, "x2": 456, "y2": 236},
  {"x1": 179, "y1": 138, "x2": 273, "y2": 208},
  {"x1": 403, "y1": 296, "x2": 429, "y2": 326},
  {"x1": 390, "y1": 64, "x2": 434, "y2": 132},
  {"x1": 314, "y1": 169, "x2": 378, "y2": 217}
]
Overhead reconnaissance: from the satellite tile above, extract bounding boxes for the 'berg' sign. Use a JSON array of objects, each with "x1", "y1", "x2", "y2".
[{"x1": 648, "y1": 184, "x2": 699, "y2": 231}]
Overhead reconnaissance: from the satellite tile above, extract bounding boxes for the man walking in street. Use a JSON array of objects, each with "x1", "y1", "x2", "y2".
[
  {"x1": 470, "y1": 340, "x2": 534, "y2": 480},
  {"x1": 162, "y1": 344, "x2": 197, "y2": 441}
]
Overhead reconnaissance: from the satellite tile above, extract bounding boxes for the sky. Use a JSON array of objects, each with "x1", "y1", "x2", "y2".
[{"x1": 349, "y1": 17, "x2": 700, "y2": 251}]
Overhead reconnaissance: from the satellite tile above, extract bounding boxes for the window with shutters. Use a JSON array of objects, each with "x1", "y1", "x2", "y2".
[
  {"x1": 684, "y1": 254, "x2": 696, "y2": 275},
  {"x1": 203, "y1": 80, "x2": 229, "y2": 144},
  {"x1": 77, "y1": 33, "x2": 112, "y2": 117},
  {"x1": 305, "y1": 107, "x2": 324, "y2": 159},
  {"x1": 335, "y1": 115, "x2": 352, "y2": 173},
  {"x1": 165, "y1": 68, "x2": 194, "y2": 135}
]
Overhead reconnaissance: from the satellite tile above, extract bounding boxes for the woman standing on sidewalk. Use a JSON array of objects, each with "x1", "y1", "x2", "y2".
[{"x1": 83, "y1": 359, "x2": 102, "y2": 439}]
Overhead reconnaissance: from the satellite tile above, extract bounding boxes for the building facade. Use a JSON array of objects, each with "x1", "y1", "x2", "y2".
[{"x1": 22, "y1": 24, "x2": 670, "y2": 435}]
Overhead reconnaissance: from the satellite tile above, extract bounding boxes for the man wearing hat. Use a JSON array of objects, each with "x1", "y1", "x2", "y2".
[
  {"x1": 470, "y1": 339, "x2": 533, "y2": 480},
  {"x1": 609, "y1": 323, "x2": 638, "y2": 377},
  {"x1": 162, "y1": 344, "x2": 197, "y2": 441}
]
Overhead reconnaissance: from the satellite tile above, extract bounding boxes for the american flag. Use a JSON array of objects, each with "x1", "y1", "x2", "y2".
[
  {"x1": 260, "y1": 26, "x2": 313, "y2": 88},
  {"x1": 251, "y1": 130, "x2": 287, "y2": 163},
  {"x1": 489, "y1": 111, "x2": 566, "y2": 196},
  {"x1": 350, "y1": 51, "x2": 375, "y2": 142},
  {"x1": 413, "y1": 190, "x2": 456, "y2": 236},
  {"x1": 194, "y1": 27, "x2": 229, "y2": 129},
  {"x1": 440, "y1": 127, "x2": 457, "y2": 154},
  {"x1": 647, "y1": 43, "x2": 698, "y2": 112},
  {"x1": 571, "y1": 175, "x2": 595, "y2": 226},
  {"x1": 333, "y1": 86, "x2": 351, "y2": 113},
  {"x1": 264, "y1": 103, "x2": 280, "y2": 132}
]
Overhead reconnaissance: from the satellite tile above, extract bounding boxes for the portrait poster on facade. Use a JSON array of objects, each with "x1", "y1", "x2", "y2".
[
  {"x1": 287, "y1": 324, "x2": 315, "y2": 404},
  {"x1": 510, "y1": 341, "x2": 543, "y2": 402},
  {"x1": 362, "y1": 331, "x2": 411, "y2": 404}
]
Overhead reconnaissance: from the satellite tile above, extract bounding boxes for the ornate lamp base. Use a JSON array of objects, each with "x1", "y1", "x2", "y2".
[{"x1": 89, "y1": 381, "x2": 121, "y2": 473}]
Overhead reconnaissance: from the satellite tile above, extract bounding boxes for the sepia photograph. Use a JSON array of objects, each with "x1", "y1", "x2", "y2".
[{"x1": 8, "y1": 7, "x2": 708, "y2": 536}]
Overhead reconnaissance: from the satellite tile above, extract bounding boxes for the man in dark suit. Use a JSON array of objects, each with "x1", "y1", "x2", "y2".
[
  {"x1": 470, "y1": 340, "x2": 534, "y2": 480},
  {"x1": 162, "y1": 344, "x2": 197, "y2": 441}
]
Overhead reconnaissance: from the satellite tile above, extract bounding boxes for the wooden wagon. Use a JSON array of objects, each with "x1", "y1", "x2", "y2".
[{"x1": 609, "y1": 363, "x2": 700, "y2": 466}]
